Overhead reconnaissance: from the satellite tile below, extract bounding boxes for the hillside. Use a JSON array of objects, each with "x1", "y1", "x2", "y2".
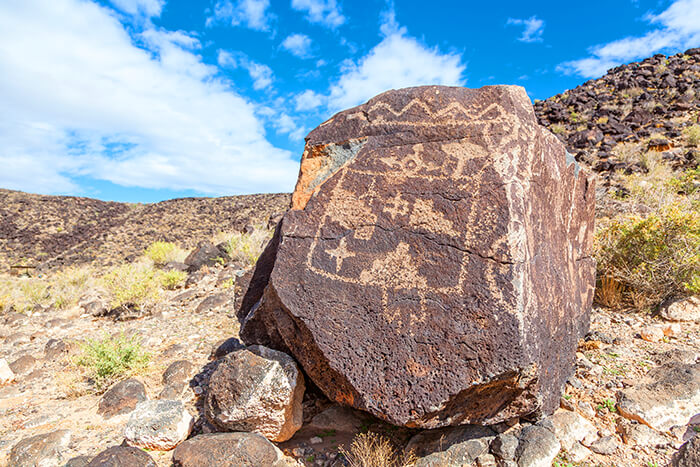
[
  {"x1": 0, "y1": 189, "x2": 290, "y2": 271},
  {"x1": 534, "y1": 48, "x2": 699, "y2": 215}
]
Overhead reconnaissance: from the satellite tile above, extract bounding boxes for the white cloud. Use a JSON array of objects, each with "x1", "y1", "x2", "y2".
[
  {"x1": 281, "y1": 33, "x2": 313, "y2": 58},
  {"x1": 506, "y1": 16, "x2": 545, "y2": 43},
  {"x1": 558, "y1": 0, "x2": 700, "y2": 78},
  {"x1": 218, "y1": 50, "x2": 274, "y2": 90},
  {"x1": 325, "y1": 18, "x2": 466, "y2": 111},
  {"x1": 0, "y1": 0, "x2": 297, "y2": 196},
  {"x1": 110, "y1": 0, "x2": 164, "y2": 17},
  {"x1": 291, "y1": 0, "x2": 345, "y2": 28},
  {"x1": 206, "y1": 0, "x2": 272, "y2": 31},
  {"x1": 294, "y1": 90, "x2": 324, "y2": 111}
]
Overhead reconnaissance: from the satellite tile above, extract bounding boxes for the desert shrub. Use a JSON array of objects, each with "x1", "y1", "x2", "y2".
[
  {"x1": 613, "y1": 142, "x2": 644, "y2": 165},
  {"x1": 75, "y1": 333, "x2": 149, "y2": 389},
  {"x1": 684, "y1": 124, "x2": 700, "y2": 147},
  {"x1": 19, "y1": 279, "x2": 49, "y2": 310},
  {"x1": 218, "y1": 226, "x2": 272, "y2": 266},
  {"x1": 101, "y1": 263, "x2": 161, "y2": 309},
  {"x1": 158, "y1": 270, "x2": 187, "y2": 290},
  {"x1": 339, "y1": 432, "x2": 417, "y2": 467},
  {"x1": 550, "y1": 123, "x2": 566, "y2": 135},
  {"x1": 595, "y1": 205, "x2": 700, "y2": 309},
  {"x1": 144, "y1": 241, "x2": 187, "y2": 266},
  {"x1": 51, "y1": 265, "x2": 93, "y2": 310}
]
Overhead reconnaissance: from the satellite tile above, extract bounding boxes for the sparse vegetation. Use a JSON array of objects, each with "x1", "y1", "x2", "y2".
[
  {"x1": 75, "y1": 333, "x2": 149, "y2": 389},
  {"x1": 595, "y1": 204, "x2": 700, "y2": 310},
  {"x1": 158, "y1": 269, "x2": 187, "y2": 290},
  {"x1": 683, "y1": 124, "x2": 700, "y2": 147},
  {"x1": 101, "y1": 262, "x2": 161, "y2": 310},
  {"x1": 597, "y1": 398, "x2": 617, "y2": 413},
  {"x1": 339, "y1": 432, "x2": 417, "y2": 467},
  {"x1": 216, "y1": 226, "x2": 272, "y2": 266},
  {"x1": 144, "y1": 241, "x2": 187, "y2": 266},
  {"x1": 550, "y1": 123, "x2": 566, "y2": 135}
]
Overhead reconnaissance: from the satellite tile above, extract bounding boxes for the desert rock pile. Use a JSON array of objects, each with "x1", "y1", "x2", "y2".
[{"x1": 240, "y1": 85, "x2": 596, "y2": 428}]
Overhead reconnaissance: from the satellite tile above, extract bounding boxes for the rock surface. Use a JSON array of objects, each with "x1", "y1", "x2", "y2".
[
  {"x1": 660, "y1": 296, "x2": 700, "y2": 323},
  {"x1": 240, "y1": 85, "x2": 596, "y2": 427},
  {"x1": 205, "y1": 345, "x2": 305, "y2": 442},
  {"x1": 672, "y1": 436, "x2": 700, "y2": 467},
  {"x1": 617, "y1": 362, "x2": 700, "y2": 431},
  {"x1": 86, "y1": 445, "x2": 157, "y2": 467},
  {"x1": 515, "y1": 425, "x2": 560, "y2": 467},
  {"x1": 171, "y1": 432, "x2": 288, "y2": 467},
  {"x1": 9, "y1": 429, "x2": 72, "y2": 467},
  {"x1": 0, "y1": 358, "x2": 15, "y2": 384},
  {"x1": 123, "y1": 400, "x2": 193, "y2": 451},
  {"x1": 98, "y1": 378, "x2": 147, "y2": 418},
  {"x1": 406, "y1": 425, "x2": 495, "y2": 466}
]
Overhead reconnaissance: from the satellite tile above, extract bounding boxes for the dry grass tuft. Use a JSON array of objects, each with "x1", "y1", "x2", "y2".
[
  {"x1": 595, "y1": 275, "x2": 624, "y2": 308},
  {"x1": 214, "y1": 226, "x2": 272, "y2": 266},
  {"x1": 339, "y1": 432, "x2": 417, "y2": 467}
]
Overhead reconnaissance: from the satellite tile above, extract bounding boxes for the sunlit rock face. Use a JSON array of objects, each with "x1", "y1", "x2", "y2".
[{"x1": 239, "y1": 85, "x2": 596, "y2": 428}]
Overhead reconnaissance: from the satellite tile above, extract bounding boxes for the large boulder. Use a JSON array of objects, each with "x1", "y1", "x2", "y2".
[
  {"x1": 240, "y1": 85, "x2": 596, "y2": 428},
  {"x1": 205, "y1": 345, "x2": 304, "y2": 442}
]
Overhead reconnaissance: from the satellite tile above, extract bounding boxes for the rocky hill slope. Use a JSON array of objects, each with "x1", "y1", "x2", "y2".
[
  {"x1": 534, "y1": 48, "x2": 699, "y2": 206},
  {"x1": 0, "y1": 189, "x2": 290, "y2": 271}
]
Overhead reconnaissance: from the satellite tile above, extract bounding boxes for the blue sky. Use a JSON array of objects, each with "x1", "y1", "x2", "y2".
[{"x1": 1, "y1": 0, "x2": 699, "y2": 202}]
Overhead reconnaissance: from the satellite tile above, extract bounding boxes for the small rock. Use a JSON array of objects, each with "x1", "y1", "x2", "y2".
[
  {"x1": 309, "y1": 436, "x2": 323, "y2": 445},
  {"x1": 124, "y1": 400, "x2": 193, "y2": 451},
  {"x1": 617, "y1": 362, "x2": 700, "y2": 431},
  {"x1": 640, "y1": 325, "x2": 664, "y2": 342},
  {"x1": 578, "y1": 401, "x2": 596, "y2": 419},
  {"x1": 98, "y1": 378, "x2": 147, "y2": 418},
  {"x1": 589, "y1": 435, "x2": 618, "y2": 455},
  {"x1": 672, "y1": 436, "x2": 700, "y2": 467},
  {"x1": 664, "y1": 323, "x2": 682, "y2": 337},
  {"x1": 560, "y1": 396, "x2": 576, "y2": 411},
  {"x1": 172, "y1": 432, "x2": 288, "y2": 467},
  {"x1": 205, "y1": 345, "x2": 305, "y2": 442},
  {"x1": 184, "y1": 241, "x2": 227, "y2": 272},
  {"x1": 567, "y1": 442, "x2": 592, "y2": 462},
  {"x1": 9, "y1": 430, "x2": 72, "y2": 467},
  {"x1": 162, "y1": 360, "x2": 195, "y2": 386},
  {"x1": 406, "y1": 425, "x2": 495, "y2": 466},
  {"x1": 87, "y1": 444, "x2": 157, "y2": 467},
  {"x1": 491, "y1": 433, "x2": 518, "y2": 461},
  {"x1": 617, "y1": 419, "x2": 666, "y2": 446},
  {"x1": 158, "y1": 383, "x2": 186, "y2": 400},
  {"x1": 0, "y1": 358, "x2": 15, "y2": 385},
  {"x1": 515, "y1": 425, "x2": 560, "y2": 467},
  {"x1": 309, "y1": 405, "x2": 365, "y2": 433},
  {"x1": 659, "y1": 296, "x2": 700, "y2": 322},
  {"x1": 549, "y1": 409, "x2": 598, "y2": 450},
  {"x1": 5, "y1": 332, "x2": 30, "y2": 345},
  {"x1": 209, "y1": 337, "x2": 245, "y2": 360},
  {"x1": 195, "y1": 293, "x2": 230, "y2": 313},
  {"x1": 9, "y1": 355, "x2": 37, "y2": 376},
  {"x1": 63, "y1": 455, "x2": 92, "y2": 467},
  {"x1": 476, "y1": 453, "x2": 497, "y2": 467},
  {"x1": 44, "y1": 339, "x2": 71, "y2": 360}
]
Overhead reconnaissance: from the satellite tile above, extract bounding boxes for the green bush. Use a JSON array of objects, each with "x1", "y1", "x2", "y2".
[
  {"x1": 595, "y1": 204, "x2": 700, "y2": 309},
  {"x1": 75, "y1": 333, "x2": 149, "y2": 388},
  {"x1": 144, "y1": 241, "x2": 187, "y2": 266},
  {"x1": 219, "y1": 226, "x2": 271, "y2": 266},
  {"x1": 101, "y1": 263, "x2": 161, "y2": 309},
  {"x1": 683, "y1": 124, "x2": 700, "y2": 147},
  {"x1": 158, "y1": 270, "x2": 187, "y2": 290}
]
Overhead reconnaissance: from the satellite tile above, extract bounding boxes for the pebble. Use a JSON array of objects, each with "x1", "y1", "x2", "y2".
[
  {"x1": 309, "y1": 436, "x2": 323, "y2": 444},
  {"x1": 640, "y1": 326, "x2": 664, "y2": 342}
]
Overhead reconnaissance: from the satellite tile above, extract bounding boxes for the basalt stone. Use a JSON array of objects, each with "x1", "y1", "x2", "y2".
[
  {"x1": 240, "y1": 85, "x2": 596, "y2": 428},
  {"x1": 98, "y1": 378, "x2": 147, "y2": 418}
]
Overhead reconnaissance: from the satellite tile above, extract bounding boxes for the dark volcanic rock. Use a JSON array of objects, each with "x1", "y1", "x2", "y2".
[
  {"x1": 10, "y1": 429, "x2": 72, "y2": 467},
  {"x1": 172, "y1": 432, "x2": 286, "y2": 467},
  {"x1": 87, "y1": 444, "x2": 157, "y2": 467},
  {"x1": 673, "y1": 436, "x2": 700, "y2": 467},
  {"x1": 239, "y1": 85, "x2": 596, "y2": 428},
  {"x1": 98, "y1": 378, "x2": 147, "y2": 418}
]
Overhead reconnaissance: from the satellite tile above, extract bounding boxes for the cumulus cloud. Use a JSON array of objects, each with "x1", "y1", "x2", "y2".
[
  {"x1": 558, "y1": 0, "x2": 700, "y2": 78},
  {"x1": 218, "y1": 50, "x2": 274, "y2": 90},
  {"x1": 291, "y1": 0, "x2": 345, "y2": 29},
  {"x1": 110, "y1": 0, "x2": 164, "y2": 17},
  {"x1": 281, "y1": 33, "x2": 313, "y2": 58},
  {"x1": 324, "y1": 13, "x2": 466, "y2": 111},
  {"x1": 506, "y1": 16, "x2": 545, "y2": 43},
  {"x1": 294, "y1": 90, "x2": 324, "y2": 111},
  {"x1": 0, "y1": 0, "x2": 298, "y2": 196},
  {"x1": 206, "y1": 0, "x2": 273, "y2": 31}
]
